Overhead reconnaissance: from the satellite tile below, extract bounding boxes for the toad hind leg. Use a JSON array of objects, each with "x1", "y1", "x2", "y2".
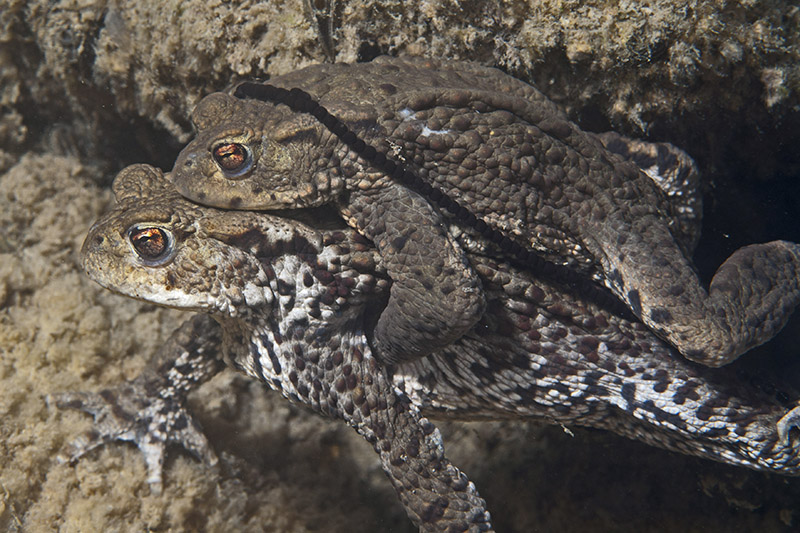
[
  {"x1": 601, "y1": 217, "x2": 800, "y2": 366},
  {"x1": 345, "y1": 183, "x2": 485, "y2": 365}
]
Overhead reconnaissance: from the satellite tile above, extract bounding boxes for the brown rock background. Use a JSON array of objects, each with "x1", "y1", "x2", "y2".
[{"x1": 2, "y1": 1, "x2": 799, "y2": 531}]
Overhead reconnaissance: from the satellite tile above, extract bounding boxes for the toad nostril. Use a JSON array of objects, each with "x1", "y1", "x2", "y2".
[{"x1": 180, "y1": 153, "x2": 198, "y2": 170}]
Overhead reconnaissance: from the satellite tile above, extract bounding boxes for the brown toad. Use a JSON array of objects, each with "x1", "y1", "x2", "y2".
[
  {"x1": 58, "y1": 163, "x2": 800, "y2": 532},
  {"x1": 171, "y1": 56, "x2": 800, "y2": 367}
]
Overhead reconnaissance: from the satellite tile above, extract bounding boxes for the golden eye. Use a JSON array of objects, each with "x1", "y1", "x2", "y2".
[
  {"x1": 128, "y1": 226, "x2": 174, "y2": 265},
  {"x1": 212, "y1": 142, "x2": 252, "y2": 176}
]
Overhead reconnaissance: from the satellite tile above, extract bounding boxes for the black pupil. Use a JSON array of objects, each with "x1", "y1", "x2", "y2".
[
  {"x1": 131, "y1": 228, "x2": 168, "y2": 259},
  {"x1": 213, "y1": 143, "x2": 247, "y2": 171}
]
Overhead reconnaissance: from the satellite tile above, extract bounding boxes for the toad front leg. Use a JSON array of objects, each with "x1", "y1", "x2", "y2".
[
  {"x1": 365, "y1": 384, "x2": 492, "y2": 532},
  {"x1": 345, "y1": 183, "x2": 485, "y2": 365},
  {"x1": 265, "y1": 325, "x2": 492, "y2": 531},
  {"x1": 50, "y1": 315, "x2": 225, "y2": 493}
]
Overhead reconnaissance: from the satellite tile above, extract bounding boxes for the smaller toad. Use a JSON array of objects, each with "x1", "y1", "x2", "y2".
[{"x1": 172, "y1": 56, "x2": 800, "y2": 368}]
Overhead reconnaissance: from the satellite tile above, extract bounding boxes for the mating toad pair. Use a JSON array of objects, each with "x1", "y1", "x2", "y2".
[{"x1": 64, "y1": 56, "x2": 800, "y2": 531}]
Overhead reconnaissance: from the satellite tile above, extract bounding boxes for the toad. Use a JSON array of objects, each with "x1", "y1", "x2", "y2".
[
  {"x1": 171, "y1": 56, "x2": 800, "y2": 367},
  {"x1": 56, "y1": 164, "x2": 800, "y2": 531}
]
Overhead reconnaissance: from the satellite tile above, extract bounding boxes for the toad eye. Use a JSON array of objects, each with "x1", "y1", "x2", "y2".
[
  {"x1": 212, "y1": 142, "x2": 252, "y2": 177},
  {"x1": 128, "y1": 226, "x2": 175, "y2": 265}
]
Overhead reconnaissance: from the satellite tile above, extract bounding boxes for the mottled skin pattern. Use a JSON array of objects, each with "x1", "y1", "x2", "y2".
[
  {"x1": 171, "y1": 56, "x2": 800, "y2": 368},
  {"x1": 52, "y1": 314, "x2": 224, "y2": 493},
  {"x1": 57, "y1": 164, "x2": 800, "y2": 531},
  {"x1": 75, "y1": 165, "x2": 491, "y2": 531}
]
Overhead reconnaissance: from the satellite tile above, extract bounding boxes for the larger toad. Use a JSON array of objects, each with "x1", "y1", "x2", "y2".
[
  {"x1": 58, "y1": 163, "x2": 800, "y2": 531},
  {"x1": 172, "y1": 56, "x2": 800, "y2": 367}
]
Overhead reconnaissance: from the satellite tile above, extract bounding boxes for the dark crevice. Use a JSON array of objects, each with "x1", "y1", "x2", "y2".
[{"x1": 357, "y1": 41, "x2": 387, "y2": 63}]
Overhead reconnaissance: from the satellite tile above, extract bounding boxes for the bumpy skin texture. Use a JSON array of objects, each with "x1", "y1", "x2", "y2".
[
  {"x1": 63, "y1": 164, "x2": 800, "y2": 531},
  {"x1": 171, "y1": 56, "x2": 800, "y2": 367}
]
